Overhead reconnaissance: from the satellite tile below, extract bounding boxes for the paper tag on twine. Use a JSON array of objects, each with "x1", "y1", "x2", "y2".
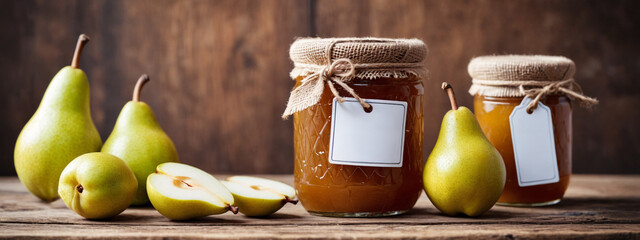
[
  {"x1": 509, "y1": 97, "x2": 560, "y2": 187},
  {"x1": 328, "y1": 98, "x2": 407, "y2": 168}
]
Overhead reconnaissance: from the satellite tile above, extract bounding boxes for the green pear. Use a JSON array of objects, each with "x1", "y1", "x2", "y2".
[
  {"x1": 58, "y1": 152, "x2": 137, "y2": 219},
  {"x1": 147, "y1": 162, "x2": 237, "y2": 220},
  {"x1": 423, "y1": 82, "x2": 506, "y2": 217},
  {"x1": 102, "y1": 74, "x2": 179, "y2": 205},
  {"x1": 221, "y1": 176, "x2": 298, "y2": 217},
  {"x1": 14, "y1": 34, "x2": 102, "y2": 202}
]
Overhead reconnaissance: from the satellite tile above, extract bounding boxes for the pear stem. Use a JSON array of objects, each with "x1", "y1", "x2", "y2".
[
  {"x1": 284, "y1": 196, "x2": 299, "y2": 205},
  {"x1": 441, "y1": 82, "x2": 458, "y2": 110},
  {"x1": 228, "y1": 205, "x2": 239, "y2": 214},
  {"x1": 133, "y1": 74, "x2": 150, "y2": 102},
  {"x1": 71, "y1": 34, "x2": 90, "y2": 68}
]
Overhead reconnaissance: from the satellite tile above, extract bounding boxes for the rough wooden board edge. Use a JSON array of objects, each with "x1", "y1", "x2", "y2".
[{"x1": 1, "y1": 223, "x2": 640, "y2": 239}]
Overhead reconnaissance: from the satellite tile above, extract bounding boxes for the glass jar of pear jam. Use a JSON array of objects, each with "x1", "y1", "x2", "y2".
[
  {"x1": 467, "y1": 55, "x2": 598, "y2": 206},
  {"x1": 473, "y1": 95, "x2": 572, "y2": 206},
  {"x1": 293, "y1": 75, "x2": 424, "y2": 217}
]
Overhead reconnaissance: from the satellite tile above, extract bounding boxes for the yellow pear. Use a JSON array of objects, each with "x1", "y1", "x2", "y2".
[
  {"x1": 423, "y1": 82, "x2": 506, "y2": 217},
  {"x1": 58, "y1": 152, "x2": 137, "y2": 219},
  {"x1": 102, "y1": 75, "x2": 179, "y2": 205},
  {"x1": 14, "y1": 34, "x2": 101, "y2": 202}
]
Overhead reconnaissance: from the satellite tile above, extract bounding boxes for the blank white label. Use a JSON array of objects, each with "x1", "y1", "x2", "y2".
[
  {"x1": 509, "y1": 97, "x2": 560, "y2": 187},
  {"x1": 328, "y1": 97, "x2": 407, "y2": 168}
]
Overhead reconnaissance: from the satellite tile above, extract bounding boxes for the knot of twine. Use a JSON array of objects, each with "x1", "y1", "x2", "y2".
[
  {"x1": 518, "y1": 79, "x2": 598, "y2": 113},
  {"x1": 473, "y1": 78, "x2": 598, "y2": 113},
  {"x1": 282, "y1": 58, "x2": 370, "y2": 119}
]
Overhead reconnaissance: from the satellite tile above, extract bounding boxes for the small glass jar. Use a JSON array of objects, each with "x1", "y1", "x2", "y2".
[
  {"x1": 285, "y1": 38, "x2": 427, "y2": 217},
  {"x1": 468, "y1": 55, "x2": 596, "y2": 207},
  {"x1": 473, "y1": 95, "x2": 572, "y2": 206}
]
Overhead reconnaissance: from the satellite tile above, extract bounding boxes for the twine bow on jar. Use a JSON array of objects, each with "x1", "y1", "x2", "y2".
[
  {"x1": 518, "y1": 79, "x2": 599, "y2": 114},
  {"x1": 282, "y1": 38, "x2": 427, "y2": 119},
  {"x1": 281, "y1": 59, "x2": 371, "y2": 119},
  {"x1": 468, "y1": 55, "x2": 599, "y2": 114}
]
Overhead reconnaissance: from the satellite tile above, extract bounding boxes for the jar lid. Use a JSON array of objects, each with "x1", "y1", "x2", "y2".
[
  {"x1": 283, "y1": 38, "x2": 428, "y2": 119},
  {"x1": 467, "y1": 55, "x2": 597, "y2": 112},
  {"x1": 468, "y1": 55, "x2": 575, "y2": 98},
  {"x1": 289, "y1": 38, "x2": 428, "y2": 79}
]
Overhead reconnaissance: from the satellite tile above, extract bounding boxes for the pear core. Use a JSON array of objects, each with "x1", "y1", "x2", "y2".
[
  {"x1": 161, "y1": 173, "x2": 226, "y2": 203},
  {"x1": 172, "y1": 176, "x2": 194, "y2": 189}
]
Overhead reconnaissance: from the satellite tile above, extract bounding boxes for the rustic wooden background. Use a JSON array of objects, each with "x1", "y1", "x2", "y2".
[{"x1": 1, "y1": 0, "x2": 638, "y2": 176}]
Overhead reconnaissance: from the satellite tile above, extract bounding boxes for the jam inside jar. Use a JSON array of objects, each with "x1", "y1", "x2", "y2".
[
  {"x1": 293, "y1": 76, "x2": 424, "y2": 217},
  {"x1": 473, "y1": 95, "x2": 572, "y2": 206}
]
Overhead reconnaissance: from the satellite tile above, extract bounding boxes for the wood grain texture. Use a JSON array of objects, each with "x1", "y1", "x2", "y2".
[
  {"x1": 313, "y1": 0, "x2": 640, "y2": 174},
  {"x1": 1, "y1": 175, "x2": 639, "y2": 239},
  {"x1": 0, "y1": 0, "x2": 639, "y2": 176},
  {"x1": 0, "y1": 0, "x2": 310, "y2": 175}
]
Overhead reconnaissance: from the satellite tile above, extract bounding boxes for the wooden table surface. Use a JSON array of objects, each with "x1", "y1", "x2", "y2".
[{"x1": 1, "y1": 175, "x2": 639, "y2": 239}]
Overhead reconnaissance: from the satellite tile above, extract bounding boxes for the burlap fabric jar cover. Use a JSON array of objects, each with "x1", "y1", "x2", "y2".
[{"x1": 468, "y1": 55, "x2": 598, "y2": 113}]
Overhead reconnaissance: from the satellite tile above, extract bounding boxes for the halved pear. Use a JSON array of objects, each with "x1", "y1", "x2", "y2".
[
  {"x1": 221, "y1": 176, "x2": 297, "y2": 217},
  {"x1": 147, "y1": 162, "x2": 237, "y2": 220}
]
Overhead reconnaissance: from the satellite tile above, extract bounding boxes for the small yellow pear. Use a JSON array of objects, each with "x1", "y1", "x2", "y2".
[{"x1": 58, "y1": 153, "x2": 137, "y2": 219}]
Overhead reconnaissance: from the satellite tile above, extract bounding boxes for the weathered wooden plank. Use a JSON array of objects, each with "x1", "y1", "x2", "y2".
[
  {"x1": 2, "y1": 223, "x2": 639, "y2": 240},
  {"x1": 1, "y1": 175, "x2": 639, "y2": 239}
]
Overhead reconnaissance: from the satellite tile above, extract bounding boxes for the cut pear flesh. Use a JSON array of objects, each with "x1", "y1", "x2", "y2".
[
  {"x1": 225, "y1": 176, "x2": 297, "y2": 203},
  {"x1": 149, "y1": 174, "x2": 232, "y2": 208},
  {"x1": 148, "y1": 162, "x2": 237, "y2": 216},
  {"x1": 221, "y1": 176, "x2": 297, "y2": 217}
]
